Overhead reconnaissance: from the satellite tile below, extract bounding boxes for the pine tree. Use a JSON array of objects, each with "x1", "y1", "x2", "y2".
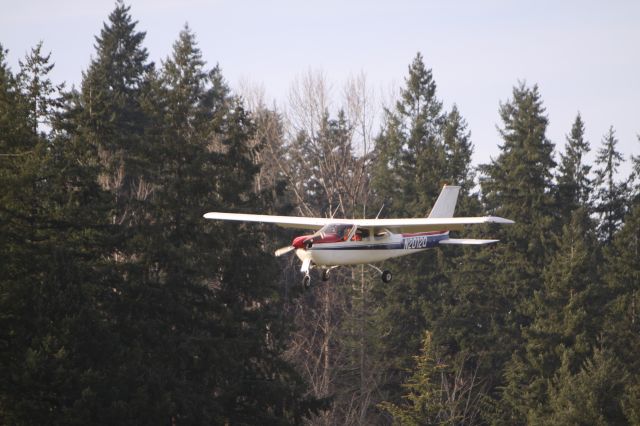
[
  {"x1": 372, "y1": 52, "x2": 446, "y2": 217},
  {"x1": 600, "y1": 201, "x2": 640, "y2": 395},
  {"x1": 0, "y1": 44, "x2": 32, "y2": 154},
  {"x1": 557, "y1": 113, "x2": 592, "y2": 221},
  {"x1": 593, "y1": 126, "x2": 626, "y2": 243},
  {"x1": 478, "y1": 83, "x2": 558, "y2": 422},
  {"x1": 627, "y1": 135, "x2": 640, "y2": 206},
  {"x1": 600, "y1": 187, "x2": 640, "y2": 423},
  {"x1": 152, "y1": 26, "x2": 315, "y2": 423},
  {"x1": 539, "y1": 349, "x2": 628, "y2": 425},
  {"x1": 480, "y1": 82, "x2": 556, "y2": 260},
  {"x1": 7, "y1": 6, "x2": 316, "y2": 422},
  {"x1": 442, "y1": 105, "x2": 481, "y2": 216},
  {"x1": 369, "y1": 54, "x2": 450, "y2": 406},
  {"x1": 79, "y1": 0, "x2": 154, "y2": 214},
  {"x1": 0, "y1": 42, "x2": 120, "y2": 424},
  {"x1": 379, "y1": 331, "x2": 446, "y2": 425},
  {"x1": 502, "y1": 208, "x2": 601, "y2": 422},
  {"x1": 16, "y1": 42, "x2": 63, "y2": 135},
  {"x1": 369, "y1": 56, "x2": 491, "y2": 414},
  {"x1": 443, "y1": 107, "x2": 473, "y2": 186}
]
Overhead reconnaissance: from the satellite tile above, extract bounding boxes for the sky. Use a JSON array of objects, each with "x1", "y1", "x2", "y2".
[{"x1": 2, "y1": 0, "x2": 639, "y2": 177}]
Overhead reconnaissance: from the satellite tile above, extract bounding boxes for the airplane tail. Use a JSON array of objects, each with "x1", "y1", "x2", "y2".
[{"x1": 428, "y1": 185, "x2": 460, "y2": 218}]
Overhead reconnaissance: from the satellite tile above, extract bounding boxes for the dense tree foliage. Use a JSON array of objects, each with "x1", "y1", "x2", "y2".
[{"x1": 2, "y1": 4, "x2": 639, "y2": 425}]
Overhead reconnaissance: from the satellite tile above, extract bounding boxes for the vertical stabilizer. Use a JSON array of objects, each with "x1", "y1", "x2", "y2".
[{"x1": 428, "y1": 185, "x2": 460, "y2": 218}]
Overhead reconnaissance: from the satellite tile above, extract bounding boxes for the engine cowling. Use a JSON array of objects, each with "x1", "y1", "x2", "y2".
[{"x1": 292, "y1": 235, "x2": 313, "y2": 249}]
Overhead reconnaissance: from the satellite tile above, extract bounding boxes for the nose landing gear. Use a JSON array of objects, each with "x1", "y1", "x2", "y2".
[
  {"x1": 302, "y1": 274, "x2": 311, "y2": 289},
  {"x1": 366, "y1": 264, "x2": 393, "y2": 283}
]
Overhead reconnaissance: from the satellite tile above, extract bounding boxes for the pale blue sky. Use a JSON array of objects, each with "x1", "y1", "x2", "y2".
[{"x1": 2, "y1": 0, "x2": 639, "y2": 176}]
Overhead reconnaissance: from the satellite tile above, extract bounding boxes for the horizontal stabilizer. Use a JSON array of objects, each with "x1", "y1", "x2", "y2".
[{"x1": 439, "y1": 238, "x2": 499, "y2": 245}]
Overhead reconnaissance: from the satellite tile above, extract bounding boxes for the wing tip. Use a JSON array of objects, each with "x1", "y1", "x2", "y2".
[{"x1": 486, "y1": 216, "x2": 515, "y2": 224}]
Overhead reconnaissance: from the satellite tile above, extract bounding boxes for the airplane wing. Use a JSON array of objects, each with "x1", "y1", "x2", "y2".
[
  {"x1": 203, "y1": 212, "x2": 334, "y2": 230},
  {"x1": 439, "y1": 238, "x2": 499, "y2": 245},
  {"x1": 351, "y1": 216, "x2": 514, "y2": 233},
  {"x1": 203, "y1": 212, "x2": 514, "y2": 233}
]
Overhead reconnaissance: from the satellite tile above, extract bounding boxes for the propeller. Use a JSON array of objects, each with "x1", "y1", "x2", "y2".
[
  {"x1": 275, "y1": 245, "x2": 295, "y2": 257},
  {"x1": 274, "y1": 229, "x2": 325, "y2": 257}
]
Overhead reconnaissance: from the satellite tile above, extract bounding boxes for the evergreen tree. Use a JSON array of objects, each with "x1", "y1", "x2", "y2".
[
  {"x1": 147, "y1": 25, "x2": 315, "y2": 423},
  {"x1": 16, "y1": 42, "x2": 62, "y2": 135},
  {"x1": 600, "y1": 202, "x2": 640, "y2": 402},
  {"x1": 478, "y1": 83, "x2": 557, "y2": 422},
  {"x1": 379, "y1": 331, "x2": 446, "y2": 425},
  {"x1": 442, "y1": 106, "x2": 473, "y2": 188},
  {"x1": 538, "y1": 349, "x2": 628, "y2": 425},
  {"x1": 627, "y1": 135, "x2": 640, "y2": 206},
  {"x1": 557, "y1": 113, "x2": 592, "y2": 221},
  {"x1": 372, "y1": 52, "x2": 446, "y2": 217},
  {"x1": 0, "y1": 42, "x2": 119, "y2": 424},
  {"x1": 442, "y1": 104, "x2": 481, "y2": 216},
  {"x1": 502, "y1": 208, "x2": 601, "y2": 422},
  {"x1": 601, "y1": 184, "x2": 640, "y2": 422},
  {"x1": 369, "y1": 54, "x2": 450, "y2": 405},
  {"x1": 1, "y1": 5, "x2": 315, "y2": 422},
  {"x1": 0, "y1": 45, "x2": 32, "y2": 154},
  {"x1": 79, "y1": 0, "x2": 154, "y2": 214},
  {"x1": 369, "y1": 55, "x2": 490, "y2": 414},
  {"x1": 593, "y1": 126, "x2": 626, "y2": 243},
  {"x1": 480, "y1": 82, "x2": 556, "y2": 262}
]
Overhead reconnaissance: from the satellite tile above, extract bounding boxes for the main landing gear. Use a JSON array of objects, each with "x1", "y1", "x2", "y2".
[
  {"x1": 368, "y1": 264, "x2": 392, "y2": 283},
  {"x1": 301, "y1": 265, "x2": 393, "y2": 289}
]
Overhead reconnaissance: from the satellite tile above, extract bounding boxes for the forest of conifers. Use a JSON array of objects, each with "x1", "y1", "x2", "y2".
[{"x1": 2, "y1": 3, "x2": 639, "y2": 425}]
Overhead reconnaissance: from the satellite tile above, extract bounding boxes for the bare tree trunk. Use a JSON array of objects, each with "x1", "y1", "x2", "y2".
[{"x1": 249, "y1": 70, "x2": 389, "y2": 424}]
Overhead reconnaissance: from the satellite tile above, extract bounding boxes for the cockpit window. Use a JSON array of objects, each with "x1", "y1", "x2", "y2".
[
  {"x1": 356, "y1": 228, "x2": 369, "y2": 238},
  {"x1": 320, "y1": 224, "x2": 354, "y2": 239}
]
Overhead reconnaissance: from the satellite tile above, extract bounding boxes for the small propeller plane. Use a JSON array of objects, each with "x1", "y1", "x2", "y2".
[{"x1": 204, "y1": 185, "x2": 514, "y2": 287}]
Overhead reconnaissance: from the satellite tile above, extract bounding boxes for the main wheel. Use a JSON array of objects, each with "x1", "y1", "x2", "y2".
[
  {"x1": 381, "y1": 270, "x2": 392, "y2": 283},
  {"x1": 321, "y1": 269, "x2": 330, "y2": 282},
  {"x1": 302, "y1": 274, "x2": 311, "y2": 289}
]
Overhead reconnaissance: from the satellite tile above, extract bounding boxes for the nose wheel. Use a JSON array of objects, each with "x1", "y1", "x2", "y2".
[{"x1": 302, "y1": 274, "x2": 311, "y2": 289}]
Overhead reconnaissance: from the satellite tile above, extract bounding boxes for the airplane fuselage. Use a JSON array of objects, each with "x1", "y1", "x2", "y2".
[{"x1": 295, "y1": 230, "x2": 450, "y2": 266}]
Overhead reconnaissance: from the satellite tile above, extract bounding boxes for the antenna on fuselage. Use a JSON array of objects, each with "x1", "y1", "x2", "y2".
[
  {"x1": 375, "y1": 203, "x2": 385, "y2": 219},
  {"x1": 330, "y1": 203, "x2": 341, "y2": 219}
]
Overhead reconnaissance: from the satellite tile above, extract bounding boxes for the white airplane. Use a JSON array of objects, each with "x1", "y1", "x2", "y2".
[{"x1": 204, "y1": 185, "x2": 514, "y2": 287}]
